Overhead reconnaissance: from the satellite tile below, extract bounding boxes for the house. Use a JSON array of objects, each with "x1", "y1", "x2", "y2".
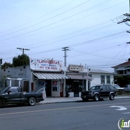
[
  {"x1": 89, "y1": 68, "x2": 114, "y2": 87},
  {"x1": 112, "y1": 58, "x2": 130, "y2": 86},
  {"x1": 112, "y1": 58, "x2": 130, "y2": 76}
]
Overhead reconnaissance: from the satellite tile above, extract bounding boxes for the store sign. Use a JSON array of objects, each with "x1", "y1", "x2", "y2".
[
  {"x1": 30, "y1": 58, "x2": 62, "y2": 72},
  {"x1": 68, "y1": 65, "x2": 84, "y2": 72}
]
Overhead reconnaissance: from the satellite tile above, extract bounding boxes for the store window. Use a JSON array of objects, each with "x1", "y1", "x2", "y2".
[{"x1": 101, "y1": 75, "x2": 105, "y2": 84}]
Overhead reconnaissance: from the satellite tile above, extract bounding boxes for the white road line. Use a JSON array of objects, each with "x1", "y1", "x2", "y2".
[
  {"x1": 123, "y1": 112, "x2": 130, "y2": 114},
  {"x1": 110, "y1": 106, "x2": 127, "y2": 111}
]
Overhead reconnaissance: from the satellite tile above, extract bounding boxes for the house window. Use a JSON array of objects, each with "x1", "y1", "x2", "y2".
[
  {"x1": 101, "y1": 75, "x2": 105, "y2": 84},
  {"x1": 106, "y1": 75, "x2": 110, "y2": 84}
]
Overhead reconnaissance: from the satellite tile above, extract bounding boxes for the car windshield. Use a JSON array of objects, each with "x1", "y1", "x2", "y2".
[
  {"x1": 33, "y1": 87, "x2": 44, "y2": 93},
  {"x1": 90, "y1": 86, "x2": 100, "y2": 90},
  {"x1": 0, "y1": 87, "x2": 10, "y2": 93}
]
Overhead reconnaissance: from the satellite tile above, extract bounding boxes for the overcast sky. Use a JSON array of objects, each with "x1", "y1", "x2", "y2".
[{"x1": 0, "y1": 0, "x2": 129, "y2": 72}]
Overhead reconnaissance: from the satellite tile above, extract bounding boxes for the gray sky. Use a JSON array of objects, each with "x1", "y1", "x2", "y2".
[{"x1": 0, "y1": 0, "x2": 129, "y2": 72}]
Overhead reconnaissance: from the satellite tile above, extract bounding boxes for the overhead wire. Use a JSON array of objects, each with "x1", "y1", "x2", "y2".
[
  {"x1": 0, "y1": 0, "x2": 91, "y2": 37},
  {"x1": 68, "y1": 44, "x2": 126, "y2": 59},
  {"x1": 28, "y1": 31, "x2": 126, "y2": 55},
  {"x1": 0, "y1": 0, "x2": 112, "y2": 41},
  {"x1": 0, "y1": 0, "x2": 127, "y2": 62},
  {"x1": 0, "y1": 0, "x2": 77, "y2": 34},
  {"x1": 103, "y1": 45, "x2": 128, "y2": 66}
]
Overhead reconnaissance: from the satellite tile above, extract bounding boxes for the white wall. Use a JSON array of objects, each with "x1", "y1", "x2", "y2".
[{"x1": 90, "y1": 73, "x2": 114, "y2": 87}]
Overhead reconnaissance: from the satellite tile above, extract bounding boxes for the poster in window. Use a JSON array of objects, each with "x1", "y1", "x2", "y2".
[{"x1": 52, "y1": 81, "x2": 58, "y2": 91}]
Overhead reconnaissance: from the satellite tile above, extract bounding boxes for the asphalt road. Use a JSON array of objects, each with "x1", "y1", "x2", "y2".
[{"x1": 0, "y1": 98, "x2": 130, "y2": 130}]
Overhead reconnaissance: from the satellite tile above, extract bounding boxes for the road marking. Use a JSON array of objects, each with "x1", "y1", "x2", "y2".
[
  {"x1": 0, "y1": 102, "x2": 130, "y2": 116},
  {"x1": 110, "y1": 106, "x2": 127, "y2": 111},
  {"x1": 123, "y1": 112, "x2": 130, "y2": 114}
]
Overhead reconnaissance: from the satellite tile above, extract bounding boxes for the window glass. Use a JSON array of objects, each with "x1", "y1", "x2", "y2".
[
  {"x1": 109, "y1": 85, "x2": 114, "y2": 90},
  {"x1": 90, "y1": 86, "x2": 100, "y2": 90},
  {"x1": 9, "y1": 87, "x2": 18, "y2": 93},
  {"x1": 52, "y1": 81, "x2": 58, "y2": 92},
  {"x1": 101, "y1": 75, "x2": 105, "y2": 84},
  {"x1": 106, "y1": 85, "x2": 110, "y2": 90},
  {"x1": 101, "y1": 85, "x2": 107, "y2": 91},
  {"x1": 106, "y1": 75, "x2": 110, "y2": 84}
]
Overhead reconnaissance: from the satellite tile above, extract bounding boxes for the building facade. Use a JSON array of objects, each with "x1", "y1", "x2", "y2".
[
  {"x1": 89, "y1": 68, "x2": 114, "y2": 87},
  {"x1": 1, "y1": 58, "x2": 114, "y2": 97},
  {"x1": 2, "y1": 58, "x2": 92, "y2": 97},
  {"x1": 112, "y1": 58, "x2": 130, "y2": 76}
]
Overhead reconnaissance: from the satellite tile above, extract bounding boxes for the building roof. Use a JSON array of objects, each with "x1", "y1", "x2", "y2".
[
  {"x1": 33, "y1": 72, "x2": 69, "y2": 79},
  {"x1": 89, "y1": 68, "x2": 114, "y2": 74},
  {"x1": 112, "y1": 59, "x2": 130, "y2": 68}
]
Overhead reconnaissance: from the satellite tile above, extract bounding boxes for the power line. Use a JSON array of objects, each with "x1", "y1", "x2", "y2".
[
  {"x1": 0, "y1": 0, "x2": 112, "y2": 41},
  {"x1": 0, "y1": 0, "x2": 91, "y2": 37},
  {"x1": 28, "y1": 31, "x2": 126, "y2": 55},
  {"x1": 0, "y1": 0, "x2": 77, "y2": 35},
  {"x1": 68, "y1": 44, "x2": 126, "y2": 59}
]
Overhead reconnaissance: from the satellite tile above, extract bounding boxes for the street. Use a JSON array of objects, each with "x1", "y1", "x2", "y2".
[{"x1": 0, "y1": 98, "x2": 130, "y2": 130}]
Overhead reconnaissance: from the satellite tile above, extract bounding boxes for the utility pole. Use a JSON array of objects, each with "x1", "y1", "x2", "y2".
[
  {"x1": 17, "y1": 47, "x2": 30, "y2": 55},
  {"x1": 117, "y1": 0, "x2": 130, "y2": 25},
  {"x1": 62, "y1": 47, "x2": 69, "y2": 97}
]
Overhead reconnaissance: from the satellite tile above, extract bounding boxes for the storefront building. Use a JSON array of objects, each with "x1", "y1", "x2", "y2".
[{"x1": 2, "y1": 58, "x2": 92, "y2": 97}]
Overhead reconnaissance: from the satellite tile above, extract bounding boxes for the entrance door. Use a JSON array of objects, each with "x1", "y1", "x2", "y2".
[
  {"x1": 74, "y1": 82, "x2": 79, "y2": 97},
  {"x1": 60, "y1": 83, "x2": 63, "y2": 97},
  {"x1": 46, "y1": 80, "x2": 51, "y2": 97}
]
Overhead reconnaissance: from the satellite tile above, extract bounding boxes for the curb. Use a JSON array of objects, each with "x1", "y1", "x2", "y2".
[{"x1": 40, "y1": 96, "x2": 130, "y2": 104}]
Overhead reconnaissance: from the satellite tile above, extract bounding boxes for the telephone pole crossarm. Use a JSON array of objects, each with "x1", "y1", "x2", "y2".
[{"x1": 17, "y1": 47, "x2": 30, "y2": 55}]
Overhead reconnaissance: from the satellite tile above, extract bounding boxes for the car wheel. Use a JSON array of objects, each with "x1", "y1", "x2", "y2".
[
  {"x1": 28, "y1": 97, "x2": 36, "y2": 106},
  {"x1": 109, "y1": 94, "x2": 114, "y2": 100},
  {"x1": 94, "y1": 94, "x2": 99, "y2": 101}
]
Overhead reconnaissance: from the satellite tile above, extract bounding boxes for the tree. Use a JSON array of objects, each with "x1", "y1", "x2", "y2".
[
  {"x1": 114, "y1": 75, "x2": 130, "y2": 87},
  {"x1": 1, "y1": 62, "x2": 13, "y2": 69},
  {"x1": 13, "y1": 54, "x2": 29, "y2": 67}
]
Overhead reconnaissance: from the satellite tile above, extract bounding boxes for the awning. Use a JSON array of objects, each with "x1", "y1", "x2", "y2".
[
  {"x1": 67, "y1": 74, "x2": 92, "y2": 80},
  {"x1": 33, "y1": 72, "x2": 69, "y2": 79}
]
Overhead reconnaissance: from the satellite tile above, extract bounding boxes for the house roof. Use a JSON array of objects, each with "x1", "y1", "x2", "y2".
[
  {"x1": 89, "y1": 68, "x2": 114, "y2": 74},
  {"x1": 112, "y1": 60, "x2": 130, "y2": 68}
]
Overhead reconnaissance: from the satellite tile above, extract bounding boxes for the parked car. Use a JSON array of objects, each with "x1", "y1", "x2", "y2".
[
  {"x1": 0, "y1": 86, "x2": 44, "y2": 107},
  {"x1": 112, "y1": 84, "x2": 124, "y2": 91},
  {"x1": 124, "y1": 84, "x2": 130, "y2": 92},
  {"x1": 81, "y1": 84, "x2": 116, "y2": 101}
]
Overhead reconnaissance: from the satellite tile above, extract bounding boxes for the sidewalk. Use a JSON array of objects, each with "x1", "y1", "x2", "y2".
[{"x1": 40, "y1": 95, "x2": 130, "y2": 104}]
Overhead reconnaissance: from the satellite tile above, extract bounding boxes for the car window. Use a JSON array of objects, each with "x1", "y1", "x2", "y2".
[
  {"x1": 9, "y1": 87, "x2": 19, "y2": 93},
  {"x1": 109, "y1": 85, "x2": 115, "y2": 91},
  {"x1": 101, "y1": 85, "x2": 107, "y2": 91},
  {"x1": 90, "y1": 86, "x2": 100, "y2": 90},
  {"x1": 0, "y1": 87, "x2": 10, "y2": 93},
  {"x1": 106, "y1": 85, "x2": 110, "y2": 90}
]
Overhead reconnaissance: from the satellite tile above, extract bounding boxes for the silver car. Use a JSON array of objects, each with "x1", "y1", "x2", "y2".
[
  {"x1": 124, "y1": 84, "x2": 130, "y2": 92},
  {"x1": 112, "y1": 84, "x2": 124, "y2": 91}
]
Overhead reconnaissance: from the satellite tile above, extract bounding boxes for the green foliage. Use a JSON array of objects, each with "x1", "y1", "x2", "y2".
[
  {"x1": 13, "y1": 54, "x2": 29, "y2": 67},
  {"x1": 1, "y1": 62, "x2": 13, "y2": 69},
  {"x1": 115, "y1": 75, "x2": 130, "y2": 87}
]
